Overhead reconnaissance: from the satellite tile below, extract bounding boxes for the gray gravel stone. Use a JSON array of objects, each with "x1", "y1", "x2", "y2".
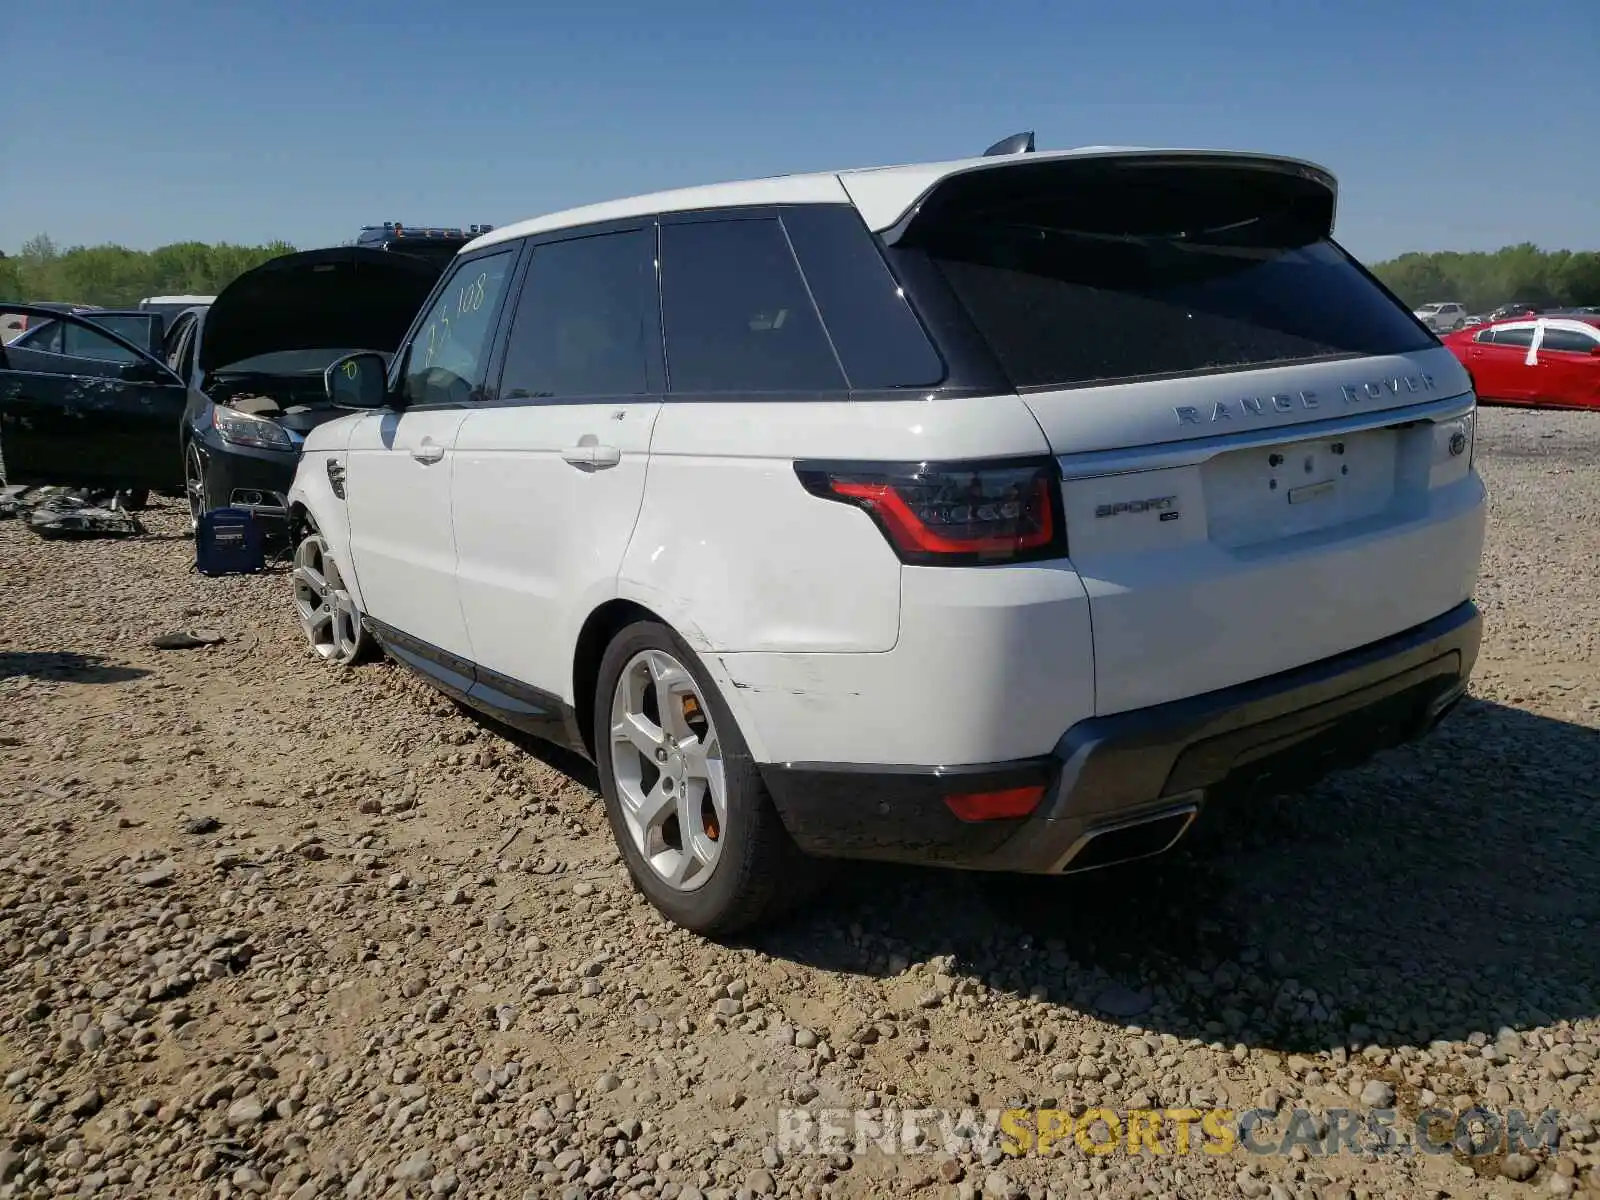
[
  {"x1": 1501, "y1": 1152, "x2": 1538, "y2": 1181},
  {"x1": 1360, "y1": 1079, "x2": 1396, "y2": 1108}
]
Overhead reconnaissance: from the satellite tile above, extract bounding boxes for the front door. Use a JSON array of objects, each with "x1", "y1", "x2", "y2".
[
  {"x1": 1465, "y1": 323, "x2": 1537, "y2": 402},
  {"x1": 452, "y1": 226, "x2": 663, "y2": 721},
  {"x1": 343, "y1": 247, "x2": 519, "y2": 669},
  {"x1": 0, "y1": 307, "x2": 187, "y2": 491}
]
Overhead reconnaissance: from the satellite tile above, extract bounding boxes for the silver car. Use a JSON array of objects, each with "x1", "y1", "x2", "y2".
[{"x1": 1413, "y1": 301, "x2": 1467, "y2": 332}]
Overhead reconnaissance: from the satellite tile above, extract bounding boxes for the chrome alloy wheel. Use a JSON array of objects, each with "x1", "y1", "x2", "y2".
[
  {"x1": 291, "y1": 532, "x2": 365, "y2": 664},
  {"x1": 184, "y1": 442, "x2": 206, "y2": 527},
  {"x1": 609, "y1": 649, "x2": 727, "y2": 891}
]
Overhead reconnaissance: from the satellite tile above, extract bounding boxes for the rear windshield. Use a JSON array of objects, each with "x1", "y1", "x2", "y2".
[{"x1": 920, "y1": 215, "x2": 1434, "y2": 390}]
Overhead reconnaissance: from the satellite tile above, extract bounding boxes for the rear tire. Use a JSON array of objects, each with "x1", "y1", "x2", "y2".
[{"x1": 593, "y1": 620, "x2": 819, "y2": 935}]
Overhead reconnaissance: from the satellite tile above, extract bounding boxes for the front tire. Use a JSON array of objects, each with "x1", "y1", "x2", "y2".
[
  {"x1": 290, "y1": 524, "x2": 371, "y2": 666},
  {"x1": 594, "y1": 621, "x2": 815, "y2": 935},
  {"x1": 184, "y1": 441, "x2": 208, "y2": 528}
]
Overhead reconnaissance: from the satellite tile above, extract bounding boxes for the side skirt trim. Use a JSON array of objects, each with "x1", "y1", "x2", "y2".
[{"x1": 364, "y1": 617, "x2": 589, "y2": 758}]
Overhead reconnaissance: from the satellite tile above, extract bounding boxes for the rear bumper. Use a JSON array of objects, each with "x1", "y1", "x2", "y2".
[{"x1": 759, "y1": 600, "x2": 1481, "y2": 872}]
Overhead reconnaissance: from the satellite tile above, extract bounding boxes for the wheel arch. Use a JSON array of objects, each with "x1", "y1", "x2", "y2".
[
  {"x1": 571, "y1": 597, "x2": 772, "y2": 763},
  {"x1": 286, "y1": 466, "x2": 366, "y2": 613}
]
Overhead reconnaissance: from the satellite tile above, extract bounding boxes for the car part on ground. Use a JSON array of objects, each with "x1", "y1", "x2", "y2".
[
  {"x1": 149, "y1": 628, "x2": 226, "y2": 650},
  {"x1": 21, "y1": 490, "x2": 144, "y2": 539}
]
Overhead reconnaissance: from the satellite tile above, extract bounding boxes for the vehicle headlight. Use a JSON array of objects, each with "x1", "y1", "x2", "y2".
[{"x1": 212, "y1": 406, "x2": 292, "y2": 451}]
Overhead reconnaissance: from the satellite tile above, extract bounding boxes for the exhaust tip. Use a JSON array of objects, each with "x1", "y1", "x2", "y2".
[
  {"x1": 1424, "y1": 680, "x2": 1469, "y2": 728},
  {"x1": 1056, "y1": 799, "x2": 1200, "y2": 874}
]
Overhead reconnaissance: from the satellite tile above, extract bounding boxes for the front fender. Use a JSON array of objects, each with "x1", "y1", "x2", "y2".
[{"x1": 287, "y1": 449, "x2": 366, "y2": 614}]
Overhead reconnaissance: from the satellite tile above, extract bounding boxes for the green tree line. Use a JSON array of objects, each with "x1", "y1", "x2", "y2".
[
  {"x1": 1371, "y1": 243, "x2": 1600, "y2": 313},
  {"x1": 0, "y1": 234, "x2": 296, "y2": 308},
  {"x1": 3, "y1": 232, "x2": 1598, "y2": 315}
]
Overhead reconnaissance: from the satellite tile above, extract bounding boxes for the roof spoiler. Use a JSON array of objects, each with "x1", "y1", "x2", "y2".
[
  {"x1": 982, "y1": 131, "x2": 1035, "y2": 157},
  {"x1": 876, "y1": 151, "x2": 1339, "y2": 247}
]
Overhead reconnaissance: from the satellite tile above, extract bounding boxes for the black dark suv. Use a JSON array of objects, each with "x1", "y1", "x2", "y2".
[
  {"x1": 0, "y1": 247, "x2": 443, "y2": 525},
  {"x1": 354, "y1": 222, "x2": 495, "y2": 270}
]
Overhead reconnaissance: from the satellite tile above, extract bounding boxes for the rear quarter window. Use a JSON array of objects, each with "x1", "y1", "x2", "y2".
[
  {"x1": 1539, "y1": 327, "x2": 1598, "y2": 353},
  {"x1": 919, "y1": 222, "x2": 1435, "y2": 389},
  {"x1": 780, "y1": 206, "x2": 946, "y2": 389},
  {"x1": 659, "y1": 217, "x2": 845, "y2": 394}
]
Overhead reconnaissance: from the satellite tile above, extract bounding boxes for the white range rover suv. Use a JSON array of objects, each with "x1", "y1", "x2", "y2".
[{"x1": 287, "y1": 143, "x2": 1486, "y2": 934}]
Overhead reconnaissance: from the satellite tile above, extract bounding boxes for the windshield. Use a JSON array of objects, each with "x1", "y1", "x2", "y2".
[{"x1": 213, "y1": 348, "x2": 393, "y2": 376}]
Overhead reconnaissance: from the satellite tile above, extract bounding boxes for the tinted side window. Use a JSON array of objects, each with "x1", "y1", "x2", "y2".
[
  {"x1": 401, "y1": 250, "x2": 516, "y2": 406},
  {"x1": 781, "y1": 206, "x2": 945, "y2": 389},
  {"x1": 62, "y1": 322, "x2": 139, "y2": 363},
  {"x1": 26, "y1": 320, "x2": 65, "y2": 353},
  {"x1": 1540, "y1": 327, "x2": 1598, "y2": 353},
  {"x1": 498, "y1": 229, "x2": 654, "y2": 400},
  {"x1": 660, "y1": 218, "x2": 844, "y2": 393},
  {"x1": 1494, "y1": 327, "x2": 1536, "y2": 349},
  {"x1": 163, "y1": 316, "x2": 190, "y2": 370},
  {"x1": 1473, "y1": 328, "x2": 1498, "y2": 344}
]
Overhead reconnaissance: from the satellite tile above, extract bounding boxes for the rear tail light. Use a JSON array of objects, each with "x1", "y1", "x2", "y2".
[
  {"x1": 795, "y1": 457, "x2": 1065, "y2": 565},
  {"x1": 943, "y1": 784, "x2": 1046, "y2": 822}
]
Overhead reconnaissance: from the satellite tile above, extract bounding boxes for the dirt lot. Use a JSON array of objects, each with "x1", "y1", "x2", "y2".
[{"x1": 2, "y1": 408, "x2": 1597, "y2": 1200}]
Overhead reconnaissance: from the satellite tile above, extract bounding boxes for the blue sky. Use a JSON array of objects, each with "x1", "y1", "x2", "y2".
[{"x1": 2, "y1": 0, "x2": 1594, "y2": 263}]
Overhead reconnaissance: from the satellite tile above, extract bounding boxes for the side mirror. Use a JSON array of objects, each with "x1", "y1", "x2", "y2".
[
  {"x1": 326, "y1": 351, "x2": 390, "y2": 409},
  {"x1": 1590, "y1": 345, "x2": 1600, "y2": 357}
]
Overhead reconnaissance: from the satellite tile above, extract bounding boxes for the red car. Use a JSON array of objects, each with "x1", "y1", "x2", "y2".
[{"x1": 1442, "y1": 316, "x2": 1600, "y2": 410}]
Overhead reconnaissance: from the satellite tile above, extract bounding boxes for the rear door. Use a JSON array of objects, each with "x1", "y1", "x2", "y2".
[
  {"x1": 452, "y1": 224, "x2": 663, "y2": 715},
  {"x1": 889, "y1": 154, "x2": 1482, "y2": 714},
  {"x1": 0, "y1": 306, "x2": 187, "y2": 491},
  {"x1": 1531, "y1": 323, "x2": 1600, "y2": 407}
]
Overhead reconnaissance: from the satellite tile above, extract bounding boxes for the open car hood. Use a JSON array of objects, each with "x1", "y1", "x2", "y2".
[{"x1": 198, "y1": 246, "x2": 444, "y2": 375}]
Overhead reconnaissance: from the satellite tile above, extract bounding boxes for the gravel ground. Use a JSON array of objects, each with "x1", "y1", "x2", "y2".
[{"x1": 1, "y1": 406, "x2": 1597, "y2": 1200}]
